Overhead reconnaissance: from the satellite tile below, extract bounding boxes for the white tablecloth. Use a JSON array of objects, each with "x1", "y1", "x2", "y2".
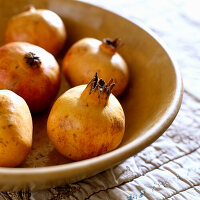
[{"x1": 1, "y1": 0, "x2": 200, "y2": 199}]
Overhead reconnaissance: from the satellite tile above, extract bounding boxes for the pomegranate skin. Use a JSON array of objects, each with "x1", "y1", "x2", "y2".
[
  {"x1": 0, "y1": 90, "x2": 33, "y2": 167},
  {"x1": 47, "y1": 74, "x2": 125, "y2": 161},
  {"x1": 4, "y1": 7, "x2": 67, "y2": 55},
  {"x1": 0, "y1": 42, "x2": 60, "y2": 113},
  {"x1": 62, "y1": 38, "x2": 129, "y2": 97}
]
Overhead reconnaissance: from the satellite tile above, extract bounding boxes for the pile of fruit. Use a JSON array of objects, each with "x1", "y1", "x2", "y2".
[{"x1": 0, "y1": 7, "x2": 129, "y2": 167}]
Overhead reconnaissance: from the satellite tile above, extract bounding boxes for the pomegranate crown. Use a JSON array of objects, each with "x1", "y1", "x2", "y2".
[
  {"x1": 87, "y1": 73, "x2": 115, "y2": 98},
  {"x1": 103, "y1": 38, "x2": 122, "y2": 50},
  {"x1": 24, "y1": 52, "x2": 41, "y2": 67}
]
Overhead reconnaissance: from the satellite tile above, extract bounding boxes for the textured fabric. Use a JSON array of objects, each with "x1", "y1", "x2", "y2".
[{"x1": 1, "y1": 0, "x2": 200, "y2": 199}]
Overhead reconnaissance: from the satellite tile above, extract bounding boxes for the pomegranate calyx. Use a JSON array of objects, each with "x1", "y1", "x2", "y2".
[
  {"x1": 24, "y1": 52, "x2": 41, "y2": 67},
  {"x1": 103, "y1": 38, "x2": 122, "y2": 50},
  {"x1": 88, "y1": 73, "x2": 115, "y2": 98}
]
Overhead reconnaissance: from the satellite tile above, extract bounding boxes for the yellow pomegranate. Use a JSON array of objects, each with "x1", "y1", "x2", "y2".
[
  {"x1": 5, "y1": 6, "x2": 67, "y2": 55},
  {"x1": 47, "y1": 73, "x2": 125, "y2": 161},
  {"x1": 62, "y1": 38, "x2": 129, "y2": 96},
  {"x1": 0, "y1": 90, "x2": 32, "y2": 167}
]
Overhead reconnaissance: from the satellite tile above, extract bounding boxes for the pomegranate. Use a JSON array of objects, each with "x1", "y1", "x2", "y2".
[
  {"x1": 47, "y1": 73, "x2": 125, "y2": 161},
  {"x1": 5, "y1": 6, "x2": 67, "y2": 55},
  {"x1": 0, "y1": 42, "x2": 60, "y2": 113},
  {"x1": 62, "y1": 37, "x2": 129, "y2": 96}
]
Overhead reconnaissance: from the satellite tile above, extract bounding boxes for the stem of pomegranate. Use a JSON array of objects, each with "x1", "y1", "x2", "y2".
[{"x1": 80, "y1": 73, "x2": 115, "y2": 107}]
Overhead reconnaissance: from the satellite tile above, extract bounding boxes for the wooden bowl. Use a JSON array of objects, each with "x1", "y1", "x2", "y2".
[{"x1": 0, "y1": 0, "x2": 183, "y2": 191}]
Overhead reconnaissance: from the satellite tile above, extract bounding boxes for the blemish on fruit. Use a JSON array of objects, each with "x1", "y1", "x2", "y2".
[
  {"x1": 117, "y1": 121, "x2": 122, "y2": 130},
  {"x1": 2, "y1": 126, "x2": 6, "y2": 130},
  {"x1": 59, "y1": 120, "x2": 73, "y2": 130}
]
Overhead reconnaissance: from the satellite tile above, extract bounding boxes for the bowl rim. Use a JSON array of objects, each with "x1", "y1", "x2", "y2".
[{"x1": 0, "y1": 0, "x2": 183, "y2": 178}]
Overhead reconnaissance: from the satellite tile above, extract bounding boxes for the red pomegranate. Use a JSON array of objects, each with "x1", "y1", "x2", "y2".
[{"x1": 0, "y1": 42, "x2": 60, "y2": 113}]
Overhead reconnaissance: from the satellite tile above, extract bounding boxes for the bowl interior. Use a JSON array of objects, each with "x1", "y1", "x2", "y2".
[{"x1": 0, "y1": 0, "x2": 182, "y2": 190}]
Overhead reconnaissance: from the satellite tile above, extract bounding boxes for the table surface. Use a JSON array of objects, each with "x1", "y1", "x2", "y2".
[{"x1": 1, "y1": 0, "x2": 200, "y2": 199}]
